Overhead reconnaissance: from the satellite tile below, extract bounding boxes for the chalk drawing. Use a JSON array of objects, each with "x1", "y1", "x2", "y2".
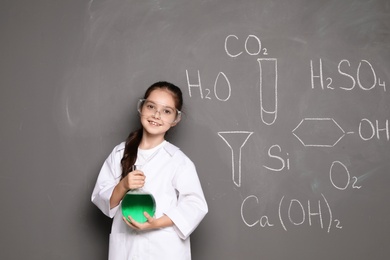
[
  {"x1": 258, "y1": 58, "x2": 278, "y2": 125},
  {"x1": 292, "y1": 118, "x2": 353, "y2": 147},
  {"x1": 218, "y1": 131, "x2": 253, "y2": 187}
]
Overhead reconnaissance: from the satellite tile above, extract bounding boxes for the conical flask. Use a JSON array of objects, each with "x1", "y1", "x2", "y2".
[{"x1": 121, "y1": 166, "x2": 156, "y2": 223}]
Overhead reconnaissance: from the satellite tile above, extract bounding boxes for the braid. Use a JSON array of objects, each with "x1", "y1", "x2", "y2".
[{"x1": 120, "y1": 128, "x2": 142, "y2": 179}]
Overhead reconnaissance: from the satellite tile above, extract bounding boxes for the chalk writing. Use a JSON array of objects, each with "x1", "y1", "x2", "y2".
[
  {"x1": 330, "y1": 161, "x2": 362, "y2": 190},
  {"x1": 263, "y1": 144, "x2": 290, "y2": 172},
  {"x1": 310, "y1": 59, "x2": 386, "y2": 91},
  {"x1": 241, "y1": 193, "x2": 342, "y2": 233},
  {"x1": 186, "y1": 33, "x2": 389, "y2": 234},
  {"x1": 224, "y1": 34, "x2": 268, "y2": 58},
  {"x1": 292, "y1": 118, "x2": 389, "y2": 146},
  {"x1": 241, "y1": 195, "x2": 274, "y2": 228},
  {"x1": 359, "y1": 119, "x2": 389, "y2": 141},
  {"x1": 185, "y1": 70, "x2": 232, "y2": 101}
]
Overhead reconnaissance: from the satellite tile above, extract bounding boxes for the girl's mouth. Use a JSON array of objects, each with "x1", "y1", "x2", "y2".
[{"x1": 148, "y1": 120, "x2": 162, "y2": 126}]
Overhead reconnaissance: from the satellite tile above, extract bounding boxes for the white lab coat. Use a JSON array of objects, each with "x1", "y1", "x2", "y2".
[{"x1": 91, "y1": 141, "x2": 208, "y2": 260}]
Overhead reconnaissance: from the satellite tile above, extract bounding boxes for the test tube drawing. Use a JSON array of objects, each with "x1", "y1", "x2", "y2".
[
  {"x1": 258, "y1": 58, "x2": 278, "y2": 125},
  {"x1": 218, "y1": 131, "x2": 253, "y2": 187}
]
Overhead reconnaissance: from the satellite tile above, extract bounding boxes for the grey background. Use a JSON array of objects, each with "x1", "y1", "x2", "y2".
[{"x1": 1, "y1": 0, "x2": 389, "y2": 259}]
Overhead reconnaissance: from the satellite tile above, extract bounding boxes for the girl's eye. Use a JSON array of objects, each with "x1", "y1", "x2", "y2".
[
  {"x1": 163, "y1": 109, "x2": 173, "y2": 115},
  {"x1": 146, "y1": 104, "x2": 156, "y2": 110}
]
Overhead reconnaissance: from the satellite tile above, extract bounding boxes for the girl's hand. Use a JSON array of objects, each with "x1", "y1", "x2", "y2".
[
  {"x1": 122, "y1": 212, "x2": 155, "y2": 230},
  {"x1": 109, "y1": 169, "x2": 145, "y2": 209},
  {"x1": 122, "y1": 212, "x2": 173, "y2": 230},
  {"x1": 122, "y1": 170, "x2": 145, "y2": 190}
]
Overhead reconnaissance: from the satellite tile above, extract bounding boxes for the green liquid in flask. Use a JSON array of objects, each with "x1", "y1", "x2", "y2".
[{"x1": 121, "y1": 193, "x2": 156, "y2": 223}]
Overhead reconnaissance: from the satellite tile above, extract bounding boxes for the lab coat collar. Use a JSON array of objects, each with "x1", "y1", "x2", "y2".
[
  {"x1": 116, "y1": 141, "x2": 180, "y2": 157},
  {"x1": 162, "y1": 141, "x2": 180, "y2": 157}
]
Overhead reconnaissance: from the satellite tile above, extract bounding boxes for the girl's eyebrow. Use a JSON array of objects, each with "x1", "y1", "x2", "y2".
[{"x1": 146, "y1": 100, "x2": 175, "y2": 110}]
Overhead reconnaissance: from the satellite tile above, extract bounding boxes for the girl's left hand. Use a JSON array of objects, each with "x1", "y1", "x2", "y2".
[
  {"x1": 123, "y1": 213, "x2": 174, "y2": 230},
  {"x1": 122, "y1": 212, "x2": 155, "y2": 230}
]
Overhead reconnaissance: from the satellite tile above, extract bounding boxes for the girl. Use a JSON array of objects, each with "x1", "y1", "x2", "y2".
[{"x1": 91, "y1": 81, "x2": 208, "y2": 260}]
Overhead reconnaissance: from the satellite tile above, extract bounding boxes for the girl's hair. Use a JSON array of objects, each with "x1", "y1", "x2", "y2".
[{"x1": 120, "y1": 81, "x2": 183, "y2": 179}]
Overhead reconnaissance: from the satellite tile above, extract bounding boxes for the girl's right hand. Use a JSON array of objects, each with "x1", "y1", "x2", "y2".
[{"x1": 122, "y1": 170, "x2": 145, "y2": 190}]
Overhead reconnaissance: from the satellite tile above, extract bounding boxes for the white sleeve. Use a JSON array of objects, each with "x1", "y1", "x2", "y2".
[
  {"x1": 91, "y1": 144, "x2": 124, "y2": 218},
  {"x1": 164, "y1": 157, "x2": 208, "y2": 240}
]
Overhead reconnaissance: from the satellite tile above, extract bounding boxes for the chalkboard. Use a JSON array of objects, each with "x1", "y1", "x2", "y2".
[{"x1": 1, "y1": 0, "x2": 389, "y2": 259}]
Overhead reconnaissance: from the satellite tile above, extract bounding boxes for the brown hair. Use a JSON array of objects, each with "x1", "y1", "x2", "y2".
[{"x1": 120, "y1": 81, "x2": 183, "y2": 179}]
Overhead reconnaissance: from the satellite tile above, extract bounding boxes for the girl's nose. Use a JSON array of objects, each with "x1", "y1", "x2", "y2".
[{"x1": 153, "y1": 110, "x2": 161, "y2": 119}]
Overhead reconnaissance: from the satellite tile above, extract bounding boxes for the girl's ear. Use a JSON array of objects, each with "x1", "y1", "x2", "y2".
[
  {"x1": 171, "y1": 118, "x2": 181, "y2": 127},
  {"x1": 171, "y1": 113, "x2": 181, "y2": 126}
]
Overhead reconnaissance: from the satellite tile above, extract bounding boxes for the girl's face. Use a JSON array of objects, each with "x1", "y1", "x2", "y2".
[{"x1": 139, "y1": 89, "x2": 180, "y2": 137}]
